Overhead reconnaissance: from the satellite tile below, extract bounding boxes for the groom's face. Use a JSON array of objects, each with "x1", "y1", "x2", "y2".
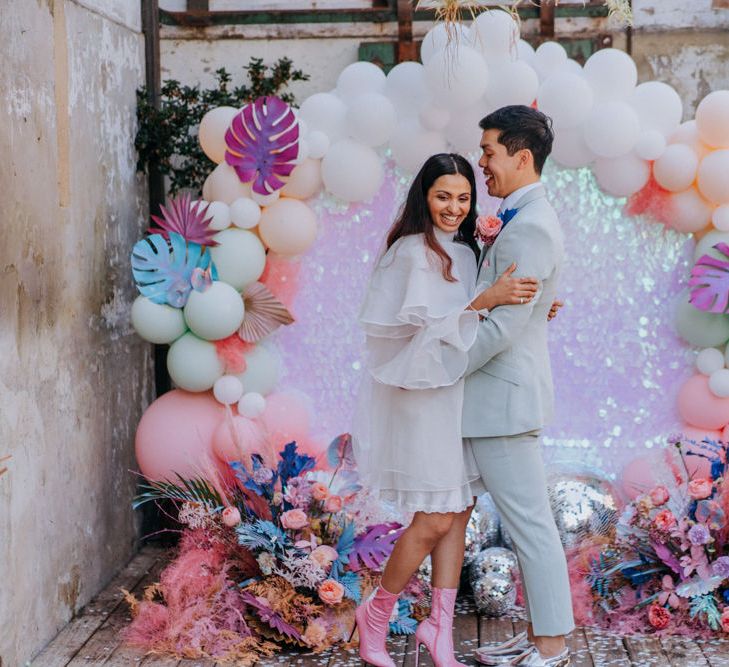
[{"x1": 478, "y1": 129, "x2": 524, "y2": 199}]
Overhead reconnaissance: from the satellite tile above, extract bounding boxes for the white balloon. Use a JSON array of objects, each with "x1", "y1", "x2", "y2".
[
  {"x1": 322, "y1": 139, "x2": 384, "y2": 201},
  {"x1": 281, "y1": 159, "x2": 323, "y2": 200},
  {"x1": 583, "y1": 101, "x2": 640, "y2": 158},
  {"x1": 488, "y1": 61, "x2": 539, "y2": 107},
  {"x1": 670, "y1": 188, "x2": 713, "y2": 234},
  {"x1": 593, "y1": 153, "x2": 650, "y2": 197},
  {"x1": 710, "y1": 368, "x2": 729, "y2": 398},
  {"x1": 307, "y1": 131, "x2": 331, "y2": 159},
  {"x1": 421, "y1": 22, "x2": 472, "y2": 64},
  {"x1": 550, "y1": 127, "x2": 595, "y2": 168},
  {"x1": 299, "y1": 92, "x2": 348, "y2": 142},
  {"x1": 210, "y1": 229, "x2": 266, "y2": 290},
  {"x1": 419, "y1": 106, "x2": 451, "y2": 131},
  {"x1": 654, "y1": 144, "x2": 699, "y2": 192},
  {"x1": 532, "y1": 42, "x2": 567, "y2": 81},
  {"x1": 337, "y1": 61, "x2": 386, "y2": 98},
  {"x1": 184, "y1": 281, "x2": 244, "y2": 341},
  {"x1": 167, "y1": 332, "x2": 225, "y2": 392},
  {"x1": 213, "y1": 375, "x2": 244, "y2": 405},
  {"x1": 697, "y1": 150, "x2": 729, "y2": 204},
  {"x1": 391, "y1": 121, "x2": 448, "y2": 172},
  {"x1": 675, "y1": 289, "x2": 729, "y2": 347},
  {"x1": 697, "y1": 348, "x2": 725, "y2": 375},
  {"x1": 712, "y1": 205, "x2": 729, "y2": 232},
  {"x1": 425, "y1": 46, "x2": 489, "y2": 110},
  {"x1": 556, "y1": 59, "x2": 583, "y2": 76},
  {"x1": 583, "y1": 48, "x2": 637, "y2": 101},
  {"x1": 251, "y1": 190, "x2": 280, "y2": 207},
  {"x1": 237, "y1": 391, "x2": 266, "y2": 418},
  {"x1": 517, "y1": 39, "x2": 535, "y2": 64},
  {"x1": 694, "y1": 230, "x2": 729, "y2": 262},
  {"x1": 205, "y1": 201, "x2": 231, "y2": 231},
  {"x1": 258, "y1": 197, "x2": 319, "y2": 256},
  {"x1": 295, "y1": 138, "x2": 310, "y2": 164},
  {"x1": 385, "y1": 62, "x2": 429, "y2": 117},
  {"x1": 470, "y1": 9, "x2": 519, "y2": 62},
  {"x1": 131, "y1": 296, "x2": 187, "y2": 344},
  {"x1": 235, "y1": 344, "x2": 281, "y2": 396},
  {"x1": 229, "y1": 197, "x2": 261, "y2": 229},
  {"x1": 696, "y1": 90, "x2": 729, "y2": 148},
  {"x1": 537, "y1": 72, "x2": 594, "y2": 129},
  {"x1": 346, "y1": 92, "x2": 396, "y2": 147},
  {"x1": 634, "y1": 130, "x2": 667, "y2": 160},
  {"x1": 669, "y1": 120, "x2": 712, "y2": 160},
  {"x1": 204, "y1": 163, "x2": 252, "y2": 205},
  {"x1": 444, "y1": 104, "x2": 488, "y2": 155},
  {"x1": 198, "y1": 106, "x2": 237, "y2": 164},
  {"x1": 630, "y1": 81, "x2": 683, "y2": 136}
]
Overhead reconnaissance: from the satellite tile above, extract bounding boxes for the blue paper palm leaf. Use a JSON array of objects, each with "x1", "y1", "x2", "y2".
[
  {"x1": 337, "y1": 570, "x2": 362, "y2": 603},
  {"x1": 389, "y1": 599, "x2": 418, "y2": 635},
  {"x1": 131, "y1": 231, "x2": 216, "y2": 307}
]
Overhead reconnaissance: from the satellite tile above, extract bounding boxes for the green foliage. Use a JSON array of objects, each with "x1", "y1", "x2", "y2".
[
  {"x1": 133, "y1": 474, "x2": 224, "y2": 510},
  {"x1": 135, "y1": 58, "x2": 310, "y2": 196}
]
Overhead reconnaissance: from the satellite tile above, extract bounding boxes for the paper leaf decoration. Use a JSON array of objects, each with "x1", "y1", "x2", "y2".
[
  {"x1": 348, "y1": 522, "x2": 404, "y2": 572},
  {"x1": 238, "y1": 282, "x2": 295, "y2": 342},
  {"x1": 326, "y1": 433, "x2": 356, "y2": 471},
  {"x1": 676, "y1": 574, "x2": 725, "y2": 598},
  {"x1": 149, "y1": 193, "x2": 219, "y2": 247},
  {"x1": 689, "y1": 243, "x2": 729, "y2": 313},
  {"x1": 224, "y1": 96, "x2": 300, "y2": 195},
  {"x1": 131, "y1": 232, "x2": 216, "y2": 307}
]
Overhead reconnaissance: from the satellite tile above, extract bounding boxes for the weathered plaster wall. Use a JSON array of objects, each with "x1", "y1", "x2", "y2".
[{"x1": 0, "y1": 1, "x2": 152, "y2": 664}]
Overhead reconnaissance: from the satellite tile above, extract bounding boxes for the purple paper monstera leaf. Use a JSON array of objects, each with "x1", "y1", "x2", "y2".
[
  {"x1": 149, "y1": 193, "x2": 219, "y2": 247},
  {"x1": 689, "y1": 243, "x2": 729, "y2": 313},
  {"x1": 224, "y1": 96, "x2": 300, "y2": 196},
  {"x1": 348, "y1": 522, "x2": 404, "y2": 572}
]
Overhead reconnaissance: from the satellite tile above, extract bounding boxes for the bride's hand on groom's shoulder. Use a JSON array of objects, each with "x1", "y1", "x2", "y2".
[{"x1": 548, "y1": 299, "x2": 564, "y2": 321}]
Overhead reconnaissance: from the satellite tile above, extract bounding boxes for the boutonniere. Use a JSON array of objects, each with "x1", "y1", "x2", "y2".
[{"x1": 475, "y1": 215, "x2": 503, "y2": 246}]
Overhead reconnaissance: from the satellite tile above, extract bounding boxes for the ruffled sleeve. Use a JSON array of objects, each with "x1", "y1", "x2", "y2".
[{"x1": 359, "y1": 235, "x2": 479, "y2": 389}]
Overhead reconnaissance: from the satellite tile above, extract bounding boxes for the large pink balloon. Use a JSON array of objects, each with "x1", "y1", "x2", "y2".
[
  {"x1": 212, "y1": 415, "x2": 269, "y2": 465},
  {"x1": 621, "y1": 456, "x2": 657, "y2": 500},
  {"x1": 677, "y1": 374, "x2": 729, "y2": 430},
  {"x1": 260, "y1": 392, "x2": 311, "y2": 450},
  {"x1": 135, "y1": 390, "x2": 225, "y2": 481}
]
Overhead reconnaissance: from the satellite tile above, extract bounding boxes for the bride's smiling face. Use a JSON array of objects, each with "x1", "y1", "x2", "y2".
[{"x1": 426, "y1": 174, "x2": 472, "y2": 235}]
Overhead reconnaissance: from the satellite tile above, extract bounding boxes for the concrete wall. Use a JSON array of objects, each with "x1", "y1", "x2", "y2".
[{"x1": 0, "y1": 1, "x2": 152, "y2": 664}]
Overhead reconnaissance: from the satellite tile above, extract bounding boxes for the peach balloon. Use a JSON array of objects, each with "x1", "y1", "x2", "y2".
[
  {"x1": 205, "y1": 163, "x2": 253, "y2": 205},
  {"x1": 199, "y1": 106, "x2": 238, "y2": 164},
  {"x1": 697, "y1": 150, "x2": 729, "y2": 205},
  {"x1": 677, "y1": 374, "x2": 729, "y2": 430},
  {"x1": 260, "y1": 392, "x2": 311, "y2": 449},
  {"x1": 135, "y1": 390, "x2": 225, "y2": 481},
  {"x1": 281, "y1": 159, "x2": 323, "y2": 200},
  {"x1": 258, "y1": 198, "x2": 318, "y2": 256},
  {"x1": 621, "y1": 456, "x2": 657, "y2": 500},
  {"x1": 669, "y1": 188, "x2": 713, "y2": 234},
  {"x1": 212, "y1": 414, "x2": 269, "y2": 465}
]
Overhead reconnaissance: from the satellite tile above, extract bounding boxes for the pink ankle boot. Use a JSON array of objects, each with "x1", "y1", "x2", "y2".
[
  {"x1": 353, "y1": 585, "x2": 399, "y2": 667},
  {"x1": 414, "y1": 587, "x2": 467, "y2": 667}
]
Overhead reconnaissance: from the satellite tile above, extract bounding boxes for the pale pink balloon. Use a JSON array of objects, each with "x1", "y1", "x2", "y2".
[
  {"x1": 260, "y1": 392, "x2": 311, "y2": 450},
  {"x1": 621, "y1": 456, "x2": 657, "y2": 500},
  {"x1": 296, "y1": 436, "x2": 329, "y2": 467},
  {"x1": 677, "y1": 374, "x2": 729, "y2": 430},
  {"x1": 212, "y1": 415, "x2": 269, "y2": 465},
  {"x1": 135, "y1": 390, "x2": 225, "y2": 481},
  {"x1": 681, "y1": 424, "x2": 719, "y2": 478}
]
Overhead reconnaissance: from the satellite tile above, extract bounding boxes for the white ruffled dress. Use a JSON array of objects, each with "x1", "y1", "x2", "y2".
[{"x1": 352, "y1": 229, "x2": 487, "y2": 514}]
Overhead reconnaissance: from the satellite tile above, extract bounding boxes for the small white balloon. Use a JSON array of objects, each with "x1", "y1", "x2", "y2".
[
  {"x1": 346, "y1": 92, "x2": 397, "y2": 147},
  {"x1": 669, "y1": 120, "x2": 712, "y2": 160},
  {"x1": 238, "y1": 391, "x2": 267, "y2": 418},
  {"x1": 198, "y1": 106, "x2": 238, "y2": 164},
  {"x1": 308, "y1": 131, "x2": 331, "y2": 159},
  {"x1": 299, "y1": 92, "x2": 348, "y2": 142},
  {"x1": 583, "y1": 48, "x2": 637, "y2": 101},
  {"x1": 183, "y1": 281, "x2": 245, "y2": 341},
  {"x1": 444, "y1": 104, "x2": 489, "y2": 154},
  {"x1": 213, "y1": 375, "x2": 244, "y2": 405},
  {"x1": 322, "y1": 139, "x2": 384, "y2": 201},
  {"x1": 337, "y1": 61, "x2": 386, "y2": 97},
  {"x1": 419, "y1": 106, "x2": 451, "y2": 132},
  {"x1": 131, "y1": 296, "x2": 187, "y2": 344},
  {"x1": 654, "y1": 144, "x2": 699, "y2": 192},
  {"x1": 392, "y1": 120, "x2": 448, "y2": 172},
  {"x1": 205, "y1": 201, "x2": 231, "y2": 231},
  {"x1": 550, "y1": 127, "x2": 595, "y2": 168},
  {"x1": 710, "y1": 368, "x2": 729, "y2": 398},
  {"x1": 634, "y1": 130, "x2": 667, "y2": 161},
  {"x1": 167, "y1": 332, "x2": 225, "y2": 392},
  {"x1": 386, "y1": 61, "x2": 430, "y2": 117},
  {"x1": 630, "y1": 81, "x2": 683, "y2": 136},
  {"x1": 210, "y1": 228, "x2": 267, "y2": 290},
  {"x1": 295, "y1": 138, "x2": 310, "y2": 164},
  {"x1": 593, "y1": 153, "x2": 650, "y2": 197},
  {"x1": 697, "y1": 150, "x2": 729, "y2": 204},
  {"x1": 229, "y1": 197, "x2": 261, "y2": 229},
  {"x1": 425, "y1": 46, "x2": 489, "y2": 110},
  {"x1": 420, "y1": 22, "x2": 472, "y2": 64},
  {"x1": 712, "y1": 205, "x2": 729, "y2": 232},
  {"x1": 470, "y1": 9, "x2": 519, "y2": 62},
  {"x1": 537, "y1": 72, "x2": 594, "y2": 129},
  {"x1": 488, "y1": 61, "x2": 539, "y2": 107},
  {"x1": 697, "y1": 348, "x2": 725, "y2": 376},
  {"x1": 556, "y1": 58, "x2": 583, "y2": 76},
  {"x1": 532, "y1": 42, "x2": 568, "y2": 81},
  {"x1": 251, "y1": 190, "x2": 281, "y2": 207},
  {"x1": 583, "y1": 101, "x2": 640, "y2": 158},
  {"x1": 696, "y1": 90, "x2": 729, "y2": 148},
  {"x1": 235, "y1": 344, "x2": 281, "y2": 396},
  {"x1": 517, "y1": 39, "x2": 535, "y2": 64}
]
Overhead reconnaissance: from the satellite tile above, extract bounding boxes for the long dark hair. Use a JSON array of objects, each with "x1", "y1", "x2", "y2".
[{"x1": 386, "y1": 153, "x2": 479, "y2": 282}]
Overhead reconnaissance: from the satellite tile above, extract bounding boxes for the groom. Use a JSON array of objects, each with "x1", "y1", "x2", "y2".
[{"x1": 465, "y1": 106, "x2": 574, "y2": 667}]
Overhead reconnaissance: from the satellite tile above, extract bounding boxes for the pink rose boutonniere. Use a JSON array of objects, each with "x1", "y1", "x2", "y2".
[{"x1": 475, "y1": 215, "x2": 503, "y2": 246}]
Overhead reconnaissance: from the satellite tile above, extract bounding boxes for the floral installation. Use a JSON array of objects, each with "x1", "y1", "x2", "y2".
[
  {"x1": 124, "y1": 434, "x2": 425, "y2": 663},
  {"x1": 568, "y1": 435, "x2": 729, "y2": 636}
]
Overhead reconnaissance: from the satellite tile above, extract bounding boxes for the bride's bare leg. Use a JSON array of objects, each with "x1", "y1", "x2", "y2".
[
  {"x1": 430, "y1": 503, "x2": 475, "y2": 588},
  {"x1": 380, "y1": 511, "x2": 456, "y2": 593}
]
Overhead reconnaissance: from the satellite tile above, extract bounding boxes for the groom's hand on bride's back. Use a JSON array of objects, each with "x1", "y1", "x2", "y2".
[{"x1": 548, "y1": 300, "x2": 564, "y2": 321}]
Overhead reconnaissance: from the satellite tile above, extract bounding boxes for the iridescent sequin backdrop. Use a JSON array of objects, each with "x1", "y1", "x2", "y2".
[{"x1": 277, "y1": 159, "x2": 695, "y2": 478}]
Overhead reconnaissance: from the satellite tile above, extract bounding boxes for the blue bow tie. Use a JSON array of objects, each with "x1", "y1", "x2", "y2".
[{"x1": 497, "y1": 207, "x2": 518, "y2": 228}]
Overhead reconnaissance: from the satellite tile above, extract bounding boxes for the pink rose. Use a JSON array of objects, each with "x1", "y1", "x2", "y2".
[
  {"x1": 324, "y1": 495, "x2": 343, "y2": 513},
  {"x1": 310, "y1": 545, "x2": 339, "y2": 569},
  {"x1": 311, "y1": 482, "x2": 329, "y2": 502},
  {"x1": 221, "y1": 506, "x2": 241, "y2": 527},
  {"x1": 653, "y1": 509, "x2": 677, "y2": 531},
  {"x1": 649, "y1": 485, "x2": 670, "y2": 506},
  {"x1": 318, "y1": 579, "x2": 345, "y2": 605},
  {"x1": 475, "y1": 215, "x2": 503, "y2": 245},
  {"x1": 721, "y1": 608, "x2": 729, "y2": 633},
  {"x1": 280, "y1": 508, "x2": 308, "y2": 530},
  {"x1": 688, "y1": 478, "x2": 713, "y2": 500},
  {"x1": 648, "y1": 603, "x2": 671, "y2": 630}
]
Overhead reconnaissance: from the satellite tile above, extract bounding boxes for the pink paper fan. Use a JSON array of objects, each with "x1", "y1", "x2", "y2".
[{"x1": 239, "y1": 282, "x2": 295, "y2": 342}]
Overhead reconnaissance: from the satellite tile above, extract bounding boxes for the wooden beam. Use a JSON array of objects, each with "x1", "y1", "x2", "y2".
[
  {"x1": 539, "y1": 0, "x2": 556, "y2": 40},
  {"x1": 396, "y1": 0, "x2": 417, "y2": 62}
]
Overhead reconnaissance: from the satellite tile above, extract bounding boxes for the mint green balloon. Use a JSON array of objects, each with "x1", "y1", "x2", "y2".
[{"x1": 675, "y1": 289, "x2": 729, "y2": 348}]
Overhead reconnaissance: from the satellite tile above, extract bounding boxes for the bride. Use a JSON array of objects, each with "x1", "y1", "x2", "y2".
[{"x1": 351, "y1": 153, "x2": 539, "y2": 667}]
